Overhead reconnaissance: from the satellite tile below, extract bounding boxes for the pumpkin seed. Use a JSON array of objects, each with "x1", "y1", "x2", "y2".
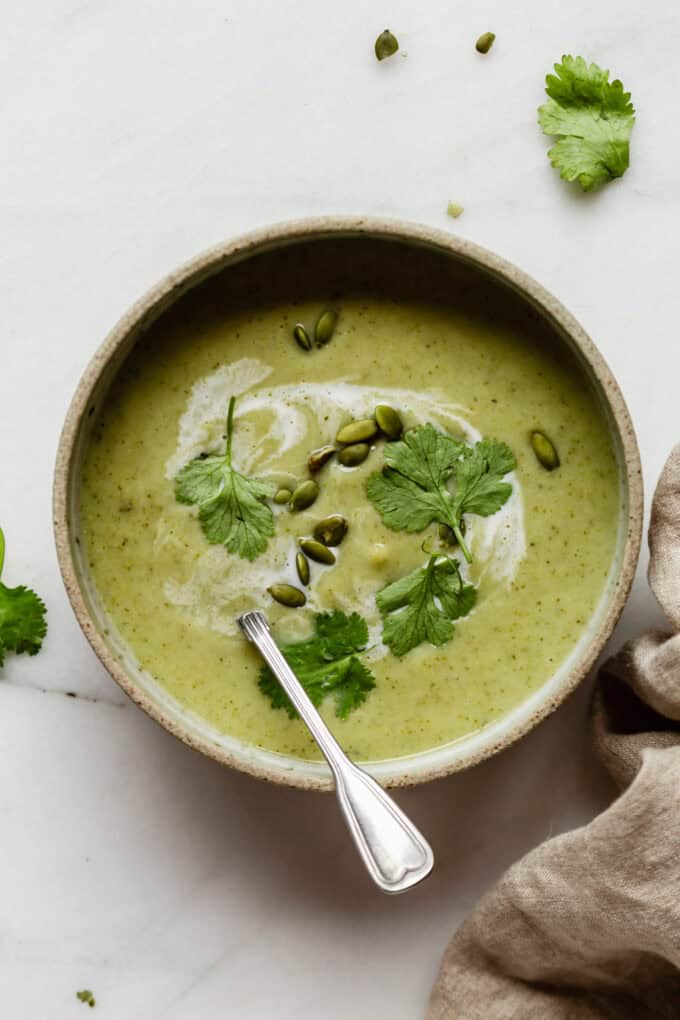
[
  {"x1": 308, "y1": 445, "x2": 336, "y2": 473},
  {"x1": 375, "y1": 404, "x2": 403, "y2": 440},
  {"x1": 293, "y1": 323, "x2": 312, "y2": 351},
  {"x1": 290, "y1": 479, "x2": 319, "y2": 511},
  {"x1": 268, "y1": 584, "x2": 306, "y2": 608},
  {"x1": 437, "y1": 520, "x2": 465, "y2": 545},
  {"x1": 336, "y1": 418, "x2": 378, "y2": 444},
  {"x1": 375, "y1": 29, "x2": 399, "y2": 60},
  {"x1": 338, "y1": 443, "x2": 370, "y2": 467},
  {"x1": 296, "y1": 551, "x2": 310, "y2": 586},
  {"x1": 438, "y1": 523, "x2": 456, "y2": 545},
  {"x1": 475, "y1": 31, "x2": 496, "y2": 54},
  {"x1": 299, "y1": 539, "x2": 336, "y2": 565},
  {"x1": 274, "y1": 488, "x2": 292, "y2": 505},
  {"x1": 313, "y1": 514, "x2": 348, "y2": 546},
  {"x1": 530, "y1": 431, "x2": 560, "y2": 471},
  {"x1": 314, "y1": 309, "x2": 338, "y2": 346}
]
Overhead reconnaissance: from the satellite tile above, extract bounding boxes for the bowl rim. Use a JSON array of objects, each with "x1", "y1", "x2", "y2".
[{"x1": 53, "y1": 215, "x2": 643, "y2": 791}]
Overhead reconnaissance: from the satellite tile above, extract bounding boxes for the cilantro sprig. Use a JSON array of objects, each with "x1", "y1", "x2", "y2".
[
  {"x1": 365, "y1": 424, "x2": 515, "y2": 563},
  {"x1": 258, "y1": 611, "x2": 376, "y2": 719},
  {"x1": 376, "y1": 555, "x2": 477, "y2": 657},
  {"x1": 175, "y1": 396, "x2": 276, "y2": 561},
  {"x1": 0, "y1": 528, "x2": 47, "y2": 669},
  {"x1": 538, "y1": 55, "x2": 635, "y2": 192}
]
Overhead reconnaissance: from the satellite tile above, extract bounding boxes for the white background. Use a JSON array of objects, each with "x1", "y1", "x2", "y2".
[{"x1": 1, "y1": 2, "x2": 677, "y2": 1017}]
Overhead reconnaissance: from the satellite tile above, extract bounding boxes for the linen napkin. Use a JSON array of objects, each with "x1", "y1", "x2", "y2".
[{"x1": 428, "y1": 445, "x2": 680, "y2": 1020}]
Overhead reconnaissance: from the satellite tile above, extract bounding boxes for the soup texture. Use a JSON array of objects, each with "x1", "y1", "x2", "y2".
[{"x1": 79, "y1": 247, "x2": 621, "y2": 763}]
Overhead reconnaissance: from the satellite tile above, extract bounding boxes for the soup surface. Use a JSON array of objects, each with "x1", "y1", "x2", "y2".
[{"x1": 80, "y1": 249, "x2": 621, "y2": 763}]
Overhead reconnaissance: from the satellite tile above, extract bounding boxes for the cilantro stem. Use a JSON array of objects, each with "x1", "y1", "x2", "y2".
[
  {"x1": 225, "y1": 396, "x2": 236, "y2": 467},
  {"x1": 0, "y1": 527, "x2": 5, "y2": 578},
  {"x1": 452, "y1": 521, "x2": 472, "y2": 564}
]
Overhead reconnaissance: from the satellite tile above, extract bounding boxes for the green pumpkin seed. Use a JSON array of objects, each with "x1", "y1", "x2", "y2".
[
  {"x1": 296, "y1": 551, "x2": 310, "y2": 586},
  {"x1": 438, "y1": 523, "x2": 456, "y2": 545},
  {"x1": 338, "y1": 443, "x2": 370, "y2": 467},
  {"x1": 375, "y1": 404, "x2": 403, "y2": 440},
  {"x1": 375, "y1": 29, "x2": 399, "y2": 60},
  {"x1": 336, "y1": 418, "x2": 378, "y2": 444},
  {"x1": 274, "y1": 488, "x2": 292, "y2": 505},
  {"x1": 313, "y1": 514, "x2": 348, "y2": 546},
  {"x1": 293, "y1": 324, "x2": 312, "y2": 351},
  {"x1": 299, "y1": 539, "x2": 336, "y2": 565},
  {"x1": 475, "y1": 31, "x2": 496, "y2": 54},
  {"x1": 308, "y1": 445, "x2": 336, "y2": 473},
  {"x1": 530, "y1": 431, "x2": 560, "y2": 471},
  {"x1": 268, "y1": 584, "x2": 306, "y2": 608},
  {"x1": 314, "y1": 310, "x2": 338, "y2": 346},
  {"x1": 290, "y1": 479, "x2": 319, "y2": 511},
  {"x1": 436, "y1": 520, "x2": 465, "y2": 546}
]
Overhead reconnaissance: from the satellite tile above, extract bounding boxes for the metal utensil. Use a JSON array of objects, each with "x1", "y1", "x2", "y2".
[{"x1": 238, "y1": 610, "x2": 434, "y2": 894}]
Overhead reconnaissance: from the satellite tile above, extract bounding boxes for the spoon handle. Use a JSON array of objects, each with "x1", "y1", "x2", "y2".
[{"x1": 238, "y1": 611, "x2": 434, "y2": 894}]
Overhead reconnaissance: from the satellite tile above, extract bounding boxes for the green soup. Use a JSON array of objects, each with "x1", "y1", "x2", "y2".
[{"x1": 79, "y1": 242, "x2": 621, "y2": 763}]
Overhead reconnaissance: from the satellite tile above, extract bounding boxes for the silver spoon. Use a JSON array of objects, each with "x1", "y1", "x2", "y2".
[{"x1": 238, "y1": 610, "x2": 434, "y2": 894}]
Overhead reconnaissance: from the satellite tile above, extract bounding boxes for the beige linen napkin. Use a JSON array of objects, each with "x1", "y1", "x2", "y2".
[{"x1": 428, "y1": 445, "x2": 680, "y2": 1020}]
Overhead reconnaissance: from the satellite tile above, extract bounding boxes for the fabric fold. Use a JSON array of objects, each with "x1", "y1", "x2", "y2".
[{"x1": 428, "y1": 446, "x2": 680, "y2": 1020}]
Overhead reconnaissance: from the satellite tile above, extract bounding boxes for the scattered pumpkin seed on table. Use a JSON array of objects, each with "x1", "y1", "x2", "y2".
[
  {"x1": 274, "y1": 488, "x2": 292, "y2": 505},
  {"x1": 375, "y1": 29, "x2": 399, "y2": 61},
  {"x1": 475, "y1": 32, "x2": 496, "y2": 54}
]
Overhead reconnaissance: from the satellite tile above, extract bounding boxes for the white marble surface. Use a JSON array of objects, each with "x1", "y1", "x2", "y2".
[{"x1": 1, "y1": 1, "x2": 676, "y2": 1016}]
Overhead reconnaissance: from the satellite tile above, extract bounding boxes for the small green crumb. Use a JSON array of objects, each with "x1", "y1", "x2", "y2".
[
  {"x1": 475, "y1": 32, "x2": 496, "y2": 54},
  {"x1": 76, "y1": 990, "x2": 96, "y2": 1008},
  {"x1": 446, "y1": 202, "x2": 464, "y2": 219}
]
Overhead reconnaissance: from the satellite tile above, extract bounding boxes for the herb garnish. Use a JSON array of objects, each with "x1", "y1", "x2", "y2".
[
  {"x1": 538, "y1": 55, "x2": 635, "y2": 192},
  {"x1": 376, "y1": 556, "x2": 476, "y2": 656},
  {"x1": 76, "y1": 989, "x2": 96, "y2": 1008},
  {"x1": 365, "y1": 424, "x2": 515, "y2": 563},
  {"x1": 258, "y1": 611, "x2": 376, "y2": 718},
  {"x1": 0, "y1": 528, "x2": 47, "y2": 669},
  {"x1": 175, "y1": 396, "x2": 275, "y2": 561}
]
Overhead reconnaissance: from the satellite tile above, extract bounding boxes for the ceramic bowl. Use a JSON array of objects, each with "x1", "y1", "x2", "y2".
[{"x1": 53, "y1": 217, "x2": 643, "y2": 790}]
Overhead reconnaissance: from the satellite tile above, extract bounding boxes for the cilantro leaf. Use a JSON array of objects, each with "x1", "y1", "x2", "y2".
[
  {"x1": 0, "y1": 528, "x2": 47, "y2": 669},
  {"x1": 366, "y1": 425, "x2": 515, "y2": 562},
  {"x1": 451, "y1": 440, "x2": 514, "y2": 519},
  {"x1": 258, "y1": 611, "x2": 376, "y2": 719},
  {"x1": 376, "y1": 556, "x2": 477, "y2": 657},
  {"x1": 538, "y1": 55, "x2": 635, "y2": 192},
  {"x1": 175, "y1": 396, "x2": 276, "y2": 561}
]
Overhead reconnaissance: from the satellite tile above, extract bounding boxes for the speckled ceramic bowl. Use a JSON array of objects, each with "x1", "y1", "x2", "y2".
[{"x1": 53, "y1": 218, "x2": 643, "y2": 791}]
